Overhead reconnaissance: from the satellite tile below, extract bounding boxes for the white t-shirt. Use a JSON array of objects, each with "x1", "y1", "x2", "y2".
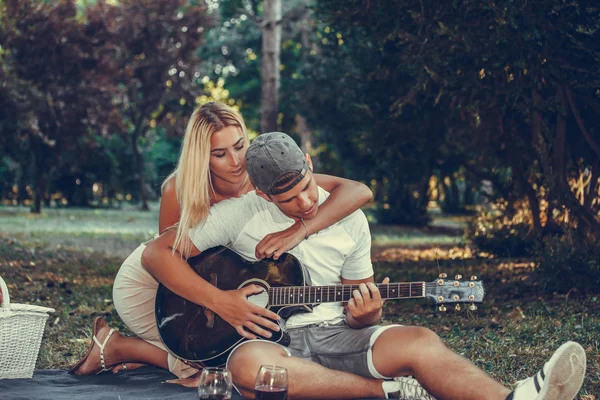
[{"x1": 188, "y1": 187, "x2": 373, "y2": 328}]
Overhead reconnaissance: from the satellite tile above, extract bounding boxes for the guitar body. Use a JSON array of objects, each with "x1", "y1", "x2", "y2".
[{"x1": 155, "y1": 246, "x2": 311, "y2": 367}]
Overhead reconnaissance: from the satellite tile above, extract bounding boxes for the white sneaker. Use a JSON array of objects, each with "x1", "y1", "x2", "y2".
[
  {"x1": 384, "y1": 376, "x2": 436, "y2": 400},
  {"x1": 509, "y1": 341, "x2": 586, "y2": 400}
]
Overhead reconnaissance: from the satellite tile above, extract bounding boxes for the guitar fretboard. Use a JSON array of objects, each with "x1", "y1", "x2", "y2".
[{"x1": 268, "y1": 282, "x2": 425, "y2": 306}]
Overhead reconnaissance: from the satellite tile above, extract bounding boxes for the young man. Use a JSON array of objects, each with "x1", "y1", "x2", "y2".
[{"x1": 143, "y1": 132, "x2": 587, "y2": 400}]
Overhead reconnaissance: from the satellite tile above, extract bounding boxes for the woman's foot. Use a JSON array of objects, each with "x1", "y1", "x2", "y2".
[
  {"x1": 111, "y1": 362, "x2": 146, "y2": 374},
  {"x1": 69, "y1": 317, "x2": 121, "y2": 375}
]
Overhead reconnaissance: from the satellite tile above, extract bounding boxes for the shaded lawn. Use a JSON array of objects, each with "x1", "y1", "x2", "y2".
[{"x1": 0, "y1": 208, "x2": 598, "y2": 397}]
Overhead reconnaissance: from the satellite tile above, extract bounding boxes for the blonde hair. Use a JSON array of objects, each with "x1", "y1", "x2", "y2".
[{"x1": 163, "y1": 102, "x2": 248, "y2": 258}]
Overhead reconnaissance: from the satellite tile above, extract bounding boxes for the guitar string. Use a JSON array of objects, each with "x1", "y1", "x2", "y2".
[{"x1": 265, "y1": 283, "x2": 478, "y2": 306}]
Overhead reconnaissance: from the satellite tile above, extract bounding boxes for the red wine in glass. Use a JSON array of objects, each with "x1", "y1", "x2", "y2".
[{"x1": 254, "y1": 385, "x2": 288, "y2": 400}]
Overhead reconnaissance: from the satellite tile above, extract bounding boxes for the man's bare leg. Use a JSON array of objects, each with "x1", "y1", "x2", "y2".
[
  {"x1": 372, "y1": 326, "x2": 510, "y2": 400},
  {"x1": 227, "y1": 341, "x2": 386, "y2": 399},
  {"x1": 228, "y1": 326, "x2": 512, "y2": 400}
]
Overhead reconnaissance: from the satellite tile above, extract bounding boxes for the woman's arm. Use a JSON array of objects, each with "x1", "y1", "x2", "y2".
[
  {"x1": 158, "y1": 176, "x2": 180, "y2": 234},
  {"x1": 142, "y1": 231, "x2": 280, "y2": 340},
  {"x1": 255, "y1": 174, "x2": 372, "y2": 259},
  {"x1": 307, "y1": 173, "x2": 373, "y2": 236}
]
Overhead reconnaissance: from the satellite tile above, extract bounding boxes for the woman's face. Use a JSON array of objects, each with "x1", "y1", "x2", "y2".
[{"x1": 209, "y1": 125, "x2": 248, "y2": 186}]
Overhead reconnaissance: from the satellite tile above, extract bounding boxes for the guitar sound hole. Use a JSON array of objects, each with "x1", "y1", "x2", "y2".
[{"x1": 248, "y1": 290, "x2": 269, "y2": 308}]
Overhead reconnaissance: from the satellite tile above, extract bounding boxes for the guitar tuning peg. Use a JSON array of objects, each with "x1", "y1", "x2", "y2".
[
  {"x1": 470, "y1": 275, "x2": 478, "y2": 281},
  {"x1": 438, "y1": 305, "x2": 447, "y2": 312},
  {"x1": 468, "y1": 304, "x2": 478, "y2": 311},
  {"x1": 455, "y1": 304, "x2": 461, "y2": 311},
  {"x1": 455, "y1": 274, "x2": 462, "y2": 280},
  {"x1": 439, "y1": 273, "x2": 447, "y2": 279}
]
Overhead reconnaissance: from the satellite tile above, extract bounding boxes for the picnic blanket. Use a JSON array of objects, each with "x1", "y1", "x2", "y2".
[
  {"x1": 0, "y1": 367, "x2": 244, "y2": 400},
  {"x1": 0, "y1": 367, "x2": 382, "y2": 399}
]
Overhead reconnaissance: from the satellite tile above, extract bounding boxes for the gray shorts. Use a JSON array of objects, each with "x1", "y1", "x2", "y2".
[{"x1": 228, "y1": 321, "x2": 400, "y2": 379}]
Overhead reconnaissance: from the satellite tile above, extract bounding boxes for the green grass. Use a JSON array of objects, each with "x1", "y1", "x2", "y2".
[
  {"x1": 0, "y1": 204, "x2": 158, "y2": 258},
  {"x1": 0, "y1": 205, "x2": 598, "y2": 397}
]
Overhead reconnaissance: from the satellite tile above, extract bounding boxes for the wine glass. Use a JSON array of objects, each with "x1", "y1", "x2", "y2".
[
  {"x1": 197, "y1": 367, "x2": 233, "y2": 400},
  {"x1": 254, "y1": 365, "x2": 288, "y2": 400}
]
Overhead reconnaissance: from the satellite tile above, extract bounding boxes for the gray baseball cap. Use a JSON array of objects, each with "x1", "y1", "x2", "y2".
[{"x1": 246, "y1": 132, "x2": 309, "y2": 195}]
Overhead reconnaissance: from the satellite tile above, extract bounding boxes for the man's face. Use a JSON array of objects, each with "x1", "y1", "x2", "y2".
[{"x1": 259, "y1": 171, "x2": 320, "y2": 220}]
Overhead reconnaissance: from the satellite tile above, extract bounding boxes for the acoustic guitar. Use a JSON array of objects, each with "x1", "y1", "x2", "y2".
[{"x1": 155, "y1": 246, "x2": 485, "y2": 367}]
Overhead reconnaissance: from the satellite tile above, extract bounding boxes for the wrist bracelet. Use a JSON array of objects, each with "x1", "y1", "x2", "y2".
[{"x1": 300, "y1": 218, "x2": 309, "y2": 240}]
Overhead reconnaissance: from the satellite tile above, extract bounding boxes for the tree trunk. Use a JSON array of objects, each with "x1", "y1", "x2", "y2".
[
  {"x1": 374, "y1": 178, "x2": 386, "y2": 203},
  {"x1": 260, "y1": 0, "x2": 281, "y2": 133},
  {"x1": 295, "y1": 7, "x2": 316, "y2": 165},
  {"x1": 131, "y1": 130, "x2": 149, "y2": 211},
  {"x1": 565, "y1": 87, "x2": 600, "y2": 158},
  {"x1": 17, "y1": 164, "x2": 28, "y2": 205},
  {"x1": 30, "y1": 137, "x2": 45, "y2": 214},
  {"x1": 295, "y1": 114, "x2": 317, "y2": 167},
  {"x1": 554, "y1": 87, "x2": 567, "y2": 186}
]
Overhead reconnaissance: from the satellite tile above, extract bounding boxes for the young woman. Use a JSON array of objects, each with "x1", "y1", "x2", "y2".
[{"x1": 69, "y1": 102, "x2": 372, "y2": 378}]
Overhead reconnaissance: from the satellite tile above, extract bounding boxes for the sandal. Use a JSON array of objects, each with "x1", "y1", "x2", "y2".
[{"x1": 68, "y1": 317, "x2": 115, "y2": 375}]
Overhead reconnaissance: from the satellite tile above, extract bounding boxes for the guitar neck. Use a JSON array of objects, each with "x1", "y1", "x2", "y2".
[{"x1": 268, "y1": 282, "x2": 426, "y2": 306}]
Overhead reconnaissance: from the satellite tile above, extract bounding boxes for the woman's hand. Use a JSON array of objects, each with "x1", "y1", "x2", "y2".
[
  {"x1": 255, "y1": 220, "x2": 306, "y2": 260},
  {"x1": 211, "y1": 285, "x2": 281, "y2": 340}
]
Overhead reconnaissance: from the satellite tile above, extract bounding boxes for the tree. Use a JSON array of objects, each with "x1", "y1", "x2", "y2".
[
  {"x1": 103, "y1": 0, "x2": 213, "y2": 210},
  {"x1": 0, "y1": 0, "x2": 118, "y2": 212},
  {"x1": 311, "y1": 0, "x2": 600, "y2": 230},
  {"x1": 260, "y1": 0, "x2": 281, "y2": 132},
  {"x1": 197, "y1": 0, "x2": 313, "y2": 138}
]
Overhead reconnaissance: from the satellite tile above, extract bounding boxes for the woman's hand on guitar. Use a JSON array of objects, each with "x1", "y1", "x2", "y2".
[
  {"x1": 213, "y1": 285, "x2": 281, "y2": 340},
  {"x1": 255, "y1": 220, "x2": 305, "y2": 260}
]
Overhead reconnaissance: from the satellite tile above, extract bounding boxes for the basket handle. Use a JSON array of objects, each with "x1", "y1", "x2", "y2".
[{"x1": 0, "y1": 276, "x2": 10, "y2": 310}]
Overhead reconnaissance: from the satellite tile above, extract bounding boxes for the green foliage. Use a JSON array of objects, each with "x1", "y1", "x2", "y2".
[
  {"x1": 469, "y1": 204, "x2": 537, "y2": 257},
  {"x1": 0, "y1": 0, "x2": 120, "y2": 210},
  {"x1": 536, "y1": 229, "x2": 600, "y2": 294},
  {"x1": 311, "y1": 0, "x2": 600, "y2": 230},
  {"x1": 197, "y1": 0, "x2": 314, "y2": 134},
  {"x1": 0, "y1": 0, "x2": 213, "y2": 210},
  {"x1": 145, "y1": 127, "x2": 182, "y2": 192}
]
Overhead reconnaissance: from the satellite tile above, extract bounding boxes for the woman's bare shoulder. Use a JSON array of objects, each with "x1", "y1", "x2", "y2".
[
  {"x1": 161, "y1": 175, "x2": 177, "y2": 196},
  {"x1": 159, "y1": 175, "x2": 180, "y2": 233}
]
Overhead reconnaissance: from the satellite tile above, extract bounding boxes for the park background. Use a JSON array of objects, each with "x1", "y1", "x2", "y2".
[{"x1": 0, "y1": 0, "x2": 599, "y2": 396}]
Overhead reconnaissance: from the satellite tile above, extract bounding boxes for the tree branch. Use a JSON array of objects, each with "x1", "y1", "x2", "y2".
[
  {"x1": 564, "y1": 86, "x2": 600, "y2": 158},
  {"x1": 236, "y1": 7, "x2": 263, "y2": 25}
]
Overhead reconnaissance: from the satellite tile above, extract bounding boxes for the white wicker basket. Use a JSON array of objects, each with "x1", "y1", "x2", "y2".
[{"x1": 0, "y1": 276, "x2": 55, "y2": 379}]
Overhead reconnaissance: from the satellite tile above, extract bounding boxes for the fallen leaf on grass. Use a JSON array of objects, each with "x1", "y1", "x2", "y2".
[
  {"x1": 507, "y1": 306, "x2": 526, "y2": 321},
  {"x1": 580, "y1": 395, "x2": 595, "y2": 400},
  {"x1": 553, "y1": 320, "x2": 562, "y2": 328},
  {"x1": 69, "y1": 338, "x2": 91, "y2": 343}
]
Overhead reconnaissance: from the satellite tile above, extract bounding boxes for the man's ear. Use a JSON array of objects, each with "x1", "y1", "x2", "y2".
[
  {"x1": 305, "y1": 153, "x2": 313, "y2": 171},
  {"x1": 256, "y1": 189, "x2": 273, "y2": 203}
]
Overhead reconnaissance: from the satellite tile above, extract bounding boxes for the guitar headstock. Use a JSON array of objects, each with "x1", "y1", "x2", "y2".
[{"x1": 425, "y1": 274, "x2": 484, "y2": 312}]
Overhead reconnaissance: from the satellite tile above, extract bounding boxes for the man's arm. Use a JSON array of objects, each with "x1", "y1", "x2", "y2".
[
  {"x1": 342, "y1": 276, "x2": 390, "y2": 328},
  {"x1": 142, "y1": 227, "x2": 281, "y2": 340}
]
